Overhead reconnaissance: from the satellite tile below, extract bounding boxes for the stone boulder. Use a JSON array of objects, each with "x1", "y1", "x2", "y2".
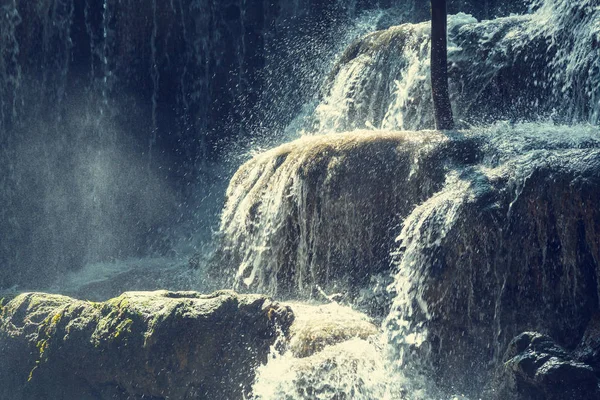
[
  {"x1": 0, "y1": 290, "x2": 293, "y2": 400},
  {"x1": 491, "y1": 332, "x2": 600, "y2": 400},
  {"x1": 214, "y1": 130, "x2": 480, "y2": 300}
]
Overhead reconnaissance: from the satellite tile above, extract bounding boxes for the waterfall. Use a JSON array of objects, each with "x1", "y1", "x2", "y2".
[
  {"x1": 0, "y1": 1, "x2": 554, "y2": 292},
  {"x1": 1, "y1": 0, "x2": 389, "y2": 290},
  {"x1": 529, "y1": 0, "x2": 600, "y2": 124},
  {"x1": 233, "y1": 122, "x2": 600, "y2": 399},
  {"x1": 206, "y1": 1, "x2": 600, "y2": 398},
  {"x1": 0, "y1": 0, "x2": 20, "y2": 132},
  {"x1": 1, "y1": 0, "x2": 600, "y2": 398},
  {"x1": 310, "y1": 2, "x2": 600, "y2": 134}
]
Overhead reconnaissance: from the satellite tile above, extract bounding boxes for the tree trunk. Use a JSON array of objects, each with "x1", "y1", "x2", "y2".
[{"x1": 431, "y1": 0, "x2": 454, "y2": 130}]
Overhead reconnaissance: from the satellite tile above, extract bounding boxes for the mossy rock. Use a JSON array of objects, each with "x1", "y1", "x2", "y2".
[{"x1": 0, "y1": 290, "x2": 293, "y2": 400}]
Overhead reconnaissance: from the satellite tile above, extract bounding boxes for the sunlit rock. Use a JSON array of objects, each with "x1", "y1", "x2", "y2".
[
  {"x1": 215, "y1": 130, "x2": 481, "y2": 300},
  {"x1": 0, "y1": 290, "x2": 293, "y2": 400}
]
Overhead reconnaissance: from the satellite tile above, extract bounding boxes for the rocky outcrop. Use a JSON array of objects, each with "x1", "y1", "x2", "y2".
[
  {"x1": 386, "y1": 124, "x2": 600, "y2": 395},
  {"x1": 215, "y1": 130, "x2": 481, "y2": 300},
  {"x1": 215, "y1": 121, "x2": 600, "y2": 397},
  {"x1": 0, "y1": 290, "x2": 293, "y2": 400},
  {"x1": 491, "y1": 332, "x2": 600, "y2": 400}
]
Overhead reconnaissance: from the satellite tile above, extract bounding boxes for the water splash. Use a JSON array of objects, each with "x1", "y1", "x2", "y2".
[
  {"x1": 251, "y1": 302, "x2": 436, "y2": 400},
  {"x1": 227, "y1": 122, "x2": 600, "y2": 399},
  {"x1": 310, "y1": 4, "x2": 600, "y2": 134},
  {"x1": 383, "y1": 122, "x2": 600, "y2": 394},
  {"x1": 252, "y1": 338, "x2": 395, "y2": 400}
]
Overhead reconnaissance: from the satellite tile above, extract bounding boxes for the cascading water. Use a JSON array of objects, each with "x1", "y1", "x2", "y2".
[
  {"x1": 1, "y1": 0, "x2": 600, "y2": 399},
  {"x1": 241, "y1": 121, "x2": 600, "y2": 399},
  {"x1": 309, "y1": 0, "x2": 600, "y2": 133},
  {"x1": 214, "y1": 1, "x2": 600, "y2": 399}
]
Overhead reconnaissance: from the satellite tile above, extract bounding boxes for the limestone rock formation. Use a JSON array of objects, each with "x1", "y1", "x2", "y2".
[
  {"x1": 386, "y1": 124, "x2": 600, "y2": 395},
  {"x1": 217, "y1": 122, "x2": 600, "y2": 397},
  {"x1": 0, "y1": 290, "x2": 293, "y2": 400},
  {"x1": 215, "y1": 130, "x2": 480, "y2": 299}
]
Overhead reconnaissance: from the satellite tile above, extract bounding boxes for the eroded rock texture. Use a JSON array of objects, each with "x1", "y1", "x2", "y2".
[
  {"x1": 215, "y1": 130, "x2": 480, "y2": 299},
  {"x1": 386, "y1": 125, "x2": 600, "y2": 396},
  {"x1": 0, "y1": 290, "x2": 293, "y2": 400}
]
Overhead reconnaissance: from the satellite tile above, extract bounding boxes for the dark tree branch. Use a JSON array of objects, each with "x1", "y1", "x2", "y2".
[{"x1": 431, "y1": 0, "x2": 454, "y2": 130}]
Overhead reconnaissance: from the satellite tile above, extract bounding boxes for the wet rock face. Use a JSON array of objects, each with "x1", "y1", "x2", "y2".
[
  {"x1": 386, "y1": 128, "x2": 600, "y2": 395},
  {"x1": 493, "y1": 332, "x2": 600, "y2": 400},
  {"x1": 0, "y1": 290, "x2": 293, "y2": 400},
  {"x1": 217, "y1": 122, "x2": 600, "y2": 397},
  {"x1": 215, "y1": 130, "x2": 481, "y2": 300},
  {"x1": 574, "y1": 314, "x2": 600, "y2": 374},
  {"x1": 424, "y1": 153, "x2": 600, "y2": 390}
]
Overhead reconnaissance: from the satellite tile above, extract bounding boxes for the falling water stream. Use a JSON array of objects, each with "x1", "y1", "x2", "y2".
[
  {"x1": 225, "y1": 1, "x2": 600, "y2": 398},
  {"x1": 1, "y1": 0, "x2": 599, "y2": 399}
]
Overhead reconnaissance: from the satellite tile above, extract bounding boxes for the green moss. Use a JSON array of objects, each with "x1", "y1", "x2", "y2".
[
  {"x1": 28, "y1": 305, "x2": 68, "y2": 381},
  {"x1": 90, "y1": 297, "x2": 144, "y2": 347},
  {"x1": 107, "y1": 296, "x2": 130, "y2": 310},
  {"x1": 36, "y1": 339, "x2": 48, "y2": 357},
  {"x1": 113, "y1": 318, "x2": 133, "y2": 339},
  {"x1": 27, "y1": 365, "x2": 38, "y2": 382},
  {"x1": 51, "y1": 312, "x2": 62, "y2": 325}
]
